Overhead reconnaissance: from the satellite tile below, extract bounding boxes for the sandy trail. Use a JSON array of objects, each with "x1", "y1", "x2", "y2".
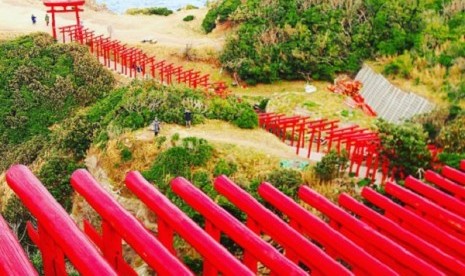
[
  {"x1": 135, "y1": 121, "x2": 309, "y2": 161},
  {"x1": 0, "y1": 0, "x2": 224, "y2": 49}
]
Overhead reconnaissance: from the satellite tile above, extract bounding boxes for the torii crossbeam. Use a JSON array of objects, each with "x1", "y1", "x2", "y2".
[{"x1": 43, "y1": 0, "x2": 85, "y2": 40}]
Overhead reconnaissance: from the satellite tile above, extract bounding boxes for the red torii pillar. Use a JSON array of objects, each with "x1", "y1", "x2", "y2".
[{"x1": 43, "y1": 1, "x2": 85, "y2": 40}]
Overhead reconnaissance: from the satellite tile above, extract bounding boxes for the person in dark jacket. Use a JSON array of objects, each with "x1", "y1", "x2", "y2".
[
  {"x1": 184, "y1": 109, "x2": 192, "y2": 128},
  {"x1": 153, "y1": 118, "x2": 161, "y2": 136},
  {"x1": 31, "y1": 14, "x2": 37, "y2": 25}
]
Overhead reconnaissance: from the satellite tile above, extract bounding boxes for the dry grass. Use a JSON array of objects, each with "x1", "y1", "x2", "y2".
[
  {"x1": 259, "y1": 81, "x2": 377, "y2": 128},
  {"x1": 87, "y1": 131, "x2": 161, "y2": 186},
  {"x1": 366, "y1": 58, "x2": 452, "y2": 108}
]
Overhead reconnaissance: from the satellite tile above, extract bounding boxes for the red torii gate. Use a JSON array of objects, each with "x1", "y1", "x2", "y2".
[
  {"x1": 6, "y1": 165, "x2": 116, "y2": 275},
  {"x1": 0, "y1": 214, "x2": 37, "y2": 276},
  {"x1": 3, "y1": 160, "x2": 465, "y2": 274},
  {"x1": 44, "y1": 1, "x2": 85, "y2": 40}
]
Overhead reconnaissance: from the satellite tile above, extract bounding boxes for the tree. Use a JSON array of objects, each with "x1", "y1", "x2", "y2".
[{"x1": 377, "y1": 120, "x2": 431, "y2": 179}]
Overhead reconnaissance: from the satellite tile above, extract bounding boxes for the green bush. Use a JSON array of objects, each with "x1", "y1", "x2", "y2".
[
  {"x1": 38, "y1": 157, "x2": 83, "y2": 211},
  {"x1": 377, "y1": 120, "x2": 431, "y2": 179},
  {"x1": 438, "y1": 152, "x2": 465, "y2": 169},
  {"x1": 120, "y1": 146, "x2": 133, "y2": 162},
  {"x1": 266, "y1": 169, "x2": 303, "y2": 198},
  {"x1": 183, "y1": 15, "x2": 195, "y2": 22},
  {"x1": 147, "y1": 7, "x2": 173, "y2": 16},
  {"x1": 206, "y1": 98, "x2": 258, "y2": 129},
  {"x1": 313, "y1": 150, "x2": 349, "y2": 183},
  {"x1": 213, "y1": 159, "x2": 238, "y2": 177},
  {"x1": 143, "y1": 137, "x2": 213, "y2": 190},
  {"x1": 127, "y1": 7, "x2": 173, "y2": 16},
  {"x1": 55, "y1": 115, "x2": 98, "y2": 159},
  {"x1": 201, "y1": 0, "x2": 240, "y2": 33},
  {"x1": 202, "y1": 9, "x2": 218, "y2": 33},
  {"x1": 233, "y1": 107, "x2": 258, "y2": 129}
]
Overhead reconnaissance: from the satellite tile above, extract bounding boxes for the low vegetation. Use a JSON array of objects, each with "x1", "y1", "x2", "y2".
[
  {"x1": 183, "y1": 15, "x2": 195, "y2": 22},
  {"x1": 126, "y1": 7, "x2": 173, "y2": 16}
]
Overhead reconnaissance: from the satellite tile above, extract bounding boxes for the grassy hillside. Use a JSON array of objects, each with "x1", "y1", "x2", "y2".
[{"x1": 205, "y1": 0, "x2": 464, "y2": 105}]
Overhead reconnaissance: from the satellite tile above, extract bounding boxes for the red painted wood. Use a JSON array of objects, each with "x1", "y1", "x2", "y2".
[
  {"x1": 170, "y1": 177, "x2": 306, "y2": 275},
  {"x1": 6, "y1": 165, "x2": 116, "y2": 276},
  {"x1": 0, "y1": 215, "x2": 37, "y2": 276},
  {"x1": 258, "y1": 182, "x2": 395, "y2": 275},
  {"x1": 385, "y1": 182, "x2": 465, "y2": 238},
  {"x1": 339, "y1": 193, "x2": 465, "y2": 274},
  {"x1": 299, "y1": 186, "x2": 443, "y2": 275},
  {"x1": 71, "y1": 169, "x2": 192, "y2": 275},
  {"x1": 425, "y1": 170, "x2": 465, "y2": 201},
  {"x1": 442, "y1": 166, "x2": 465, "y2": 185},
  {"x1": 124, "y1": 171, "x2": 253, "y2": 276},
  {"x1": 405, "y1": 176, "x2": 465, "y2": 218},
  {"x1": 214, "y1": 175, "x2": 351, "y2": 275},
  {"x1": 361, "y1": 187, "x2": 465, "y2": 263}
]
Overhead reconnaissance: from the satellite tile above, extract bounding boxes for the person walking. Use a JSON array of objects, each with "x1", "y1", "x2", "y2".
[
  {"x1": 45, "y1": 14, "x2": 50, "y2": 26},
  {"x1": 31, "y1": 14, "x2": 36, "y2": 25},
  {"x1": 107, "y1": 25, "x2": 113, "y2": 38},
  {"x1": 153, "y1": 118, "x2": 161, "y2": 136},
  {"x1": 184, "y1": 109, "x2": 192, "y2": 128}
]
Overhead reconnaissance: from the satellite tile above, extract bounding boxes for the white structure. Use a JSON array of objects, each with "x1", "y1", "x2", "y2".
[{"x1": 355, "y1": 65, "x2": 435, "y2": 124}]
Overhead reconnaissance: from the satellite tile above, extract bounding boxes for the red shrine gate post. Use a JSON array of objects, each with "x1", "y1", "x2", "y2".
[{"x1": 43, "y1": 0, "x2": 85, "y2": 40}]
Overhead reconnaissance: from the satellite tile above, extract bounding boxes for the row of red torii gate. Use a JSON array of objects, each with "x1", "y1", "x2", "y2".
[
  {"x1": 1, "y1": 161, "x2": 465, "y2": 274},
  {"x1": 44, "y1": 0, "x2": 229, "y2": 97}
]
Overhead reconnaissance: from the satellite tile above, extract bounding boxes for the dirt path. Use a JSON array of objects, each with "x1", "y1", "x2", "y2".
[
  {"x1": 0, "y1": 0, "x2": 224, "y2": 49},
  {"x1": 136, "y1": 120, "x2": 308, "y2": 161}
]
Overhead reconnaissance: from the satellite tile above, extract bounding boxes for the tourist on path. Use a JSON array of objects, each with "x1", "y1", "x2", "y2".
[
  {"x1": 31, "y1": 14, "x2": 36, "y2": 25},
  {"x1": 153, "y1": 118, "x2": 161, "y2": 136},
  {"x1": 184, "y1": 109, "x2": 192, "y2": 128},
  {"x1": 45, "y1": 14, "x2": 49, "y2": 26}
]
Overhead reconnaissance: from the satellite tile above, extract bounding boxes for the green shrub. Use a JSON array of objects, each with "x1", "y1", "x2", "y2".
[
  {"x1": 201, "y1": 0, "x2": 240, "y2": 33},
  {"x1": 213, "y1": 159, "x2": 238, "y2": 177},
  {"x1": 202, "y1": 9, "x2": 218, "y2": 33},
  {"x1": 155, "y1": 135, "x2": 167, "y2": 149},
  {"x1": 38, "y1": 157, "x2": 83, "y2": 211},
  {"x1": 143, "y1": 137, "x2": 213, "y2": 190},
  {"x1": 313, "y1": 151, "x2": 349, "y2": 183},
  {"x1": 127, "y1": 7, "x2": 173, "y2": 16},
  {"x1": 183, "y1": 15, "x2": 195, "y2": 22},
  {"x1": 55, "y1": 115, "x2": 98, "y2": 159},
  {"x1": 266, "y1": 169, "x2": 303, "y2": 198},
  {"x1": 377, "y1": 120, "x2": 431, "y2": 179},
  {"x1": 233, "y1": 107, "x2": 258, "y2": 129},
  {"x1": 120, "y1": 146, "x2": 133, "y2": 162},
  {"x1": 147, "y1": 7, "x2": 173, "y2": 16},
  {"x1": 0, "y1": 135, "x2": 48, "y2": 171},
  {"x1": 438, "y1": 152, "x2": 465, "y2": 169},
  {"x1": 206, "y1": 98, "x2": 258, "y2": 129}
]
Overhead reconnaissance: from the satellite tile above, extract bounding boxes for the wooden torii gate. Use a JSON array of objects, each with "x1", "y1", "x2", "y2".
[{"x1": 43, "y1": 0, "x2": 85, "y2": 40}]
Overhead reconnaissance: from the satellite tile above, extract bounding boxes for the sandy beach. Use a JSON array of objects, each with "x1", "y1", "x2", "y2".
[{"x1": 0, "y1": 0, "x2": 223, "y2": 49}]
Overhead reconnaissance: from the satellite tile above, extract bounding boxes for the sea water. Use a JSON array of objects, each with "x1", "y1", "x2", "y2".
[{"x1": 94, "y1": 0, "x2": 207, "y2": 14}]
